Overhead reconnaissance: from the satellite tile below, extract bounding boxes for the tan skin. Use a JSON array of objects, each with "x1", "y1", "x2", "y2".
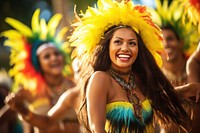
[
  {"x1": 22, "y1": 47, "x2": 67, "y2": 102},
  {"x1": 160, "y1": 29, "x2": 200, "y2": 132},
  {"x1": 39, "y1": 47, "x2": 65, "y2": 87},
  {"x1": 7, "y1": 87, "x2": 81, "y2": 133},
  {"x1": 5, "y1": 46, "x2": 80, "y2": 133},
  {"x1": 175, "y1": 83, "x2": 200, "y2": 102},
  {"x1": 161, "y1": 29, "x2": 187, "y2": 86},
  {"x1": 187, "y1": 42, "x2": 200, "y2": 82},
  {"x1": 161, "y1": 29, "x2": 200, "y2": 100},
  {"x1": 186, "y1": 42, "x2": 200, "y2": 132},
  {"x1": 86, "y1": 28, "x2": 200, "y2": 133},
  {"x1": 86, "y1": 28, "x2": 144, "y2": 133},
  {"x1": 162, "y1": 29, "x2": 184, "y2": 63},
  {"x1": 5, "y1": 32, "x2": 200, "y2": 133}
]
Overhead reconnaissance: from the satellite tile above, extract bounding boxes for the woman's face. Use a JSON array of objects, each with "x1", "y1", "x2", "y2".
[
  {"x1": 38, "y1": 47, "x2": 64, "y2": 76},
  {"x1": 109, "y1": 28, "x2": 138, "y2": 71}
]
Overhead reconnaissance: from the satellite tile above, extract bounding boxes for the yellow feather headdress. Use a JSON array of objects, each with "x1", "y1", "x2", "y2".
[
  {"x1": 149, "y1": 0, "x2": 200, "y2": 57},
  {"x1": 1, "y1": 9, "x2": 72, "y2": 94},
  {"x1": 70, "y1": 0, "x2": 164, "y2": 67}
]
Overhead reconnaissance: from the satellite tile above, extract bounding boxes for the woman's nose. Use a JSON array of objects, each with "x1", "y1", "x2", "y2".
[
  {"x1": 121, "y1": 43, "x2": 129, "y2": 52},
  {"x1": 50, "y1": 54, "x2": 58, "y2": 61}
]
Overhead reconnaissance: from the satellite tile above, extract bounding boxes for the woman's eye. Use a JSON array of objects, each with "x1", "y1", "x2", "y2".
[
  {"x1": 129, "y1": 42, "x2": 137, "y2": 46},
  {"x1": 166, "y1": 37, "x2": 174, "y2": 42},
  {"x1": 54, "y1": 51, "x2": 60, "y2": 56},
  {"x1": 114, "y1": 40, "x2": 121, "y2": 44},
  {"x1": 44, "y1": 54, "x2": 50, "y2": 59}
]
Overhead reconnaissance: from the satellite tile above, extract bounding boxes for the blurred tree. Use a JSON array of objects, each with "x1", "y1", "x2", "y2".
[
  {"x1": 0, "y1": 0, "x2": 36, "y2": 32},
  {"x1": 50, "y1": 0, "x2": 97, "y2": 36},
  {"x1": 51, "y1": 0, "x2": 73, "y2": 36},
  {"x1": 72, "y1": 0, "x2": 97, "y2": 13}
]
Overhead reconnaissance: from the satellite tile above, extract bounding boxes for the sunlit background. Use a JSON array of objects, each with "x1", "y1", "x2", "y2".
[{"x1": 0, "y1": 0, "x2": 172, "y2": 70}]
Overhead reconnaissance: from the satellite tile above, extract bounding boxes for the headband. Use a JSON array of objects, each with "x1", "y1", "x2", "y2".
[{"x1": 36, "y1": 42, "x2": 56, "y2": 55}]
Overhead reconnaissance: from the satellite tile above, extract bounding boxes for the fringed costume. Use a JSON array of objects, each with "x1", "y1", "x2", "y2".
[{"x1": 105, "y1": 100, "x2": 153, "y2": 133}]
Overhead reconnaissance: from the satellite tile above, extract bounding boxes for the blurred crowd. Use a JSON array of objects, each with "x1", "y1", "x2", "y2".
[{"x1": 0, "y1": 0, "x2": 200, "y2": 133}]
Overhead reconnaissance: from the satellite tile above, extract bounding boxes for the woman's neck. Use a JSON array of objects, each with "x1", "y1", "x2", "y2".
[
  {"x1": 109, "y1": 67, "x2": 131, "y2": 82},
  {"x1": 43, "y1": 74, "x2": 64, "y2": 87}
]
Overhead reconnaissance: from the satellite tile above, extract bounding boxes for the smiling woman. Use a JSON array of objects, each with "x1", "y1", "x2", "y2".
[
  {"x1": 69, "y1": 0, "x2": 190, "y2": 132},
  {"x1": 109, "y1": 27, "x2": 138, "y2": 70},
  {"x1": 37, "y1": 43, "x2": 65, "y2": 77},
  {"x1": 1, "y1": 8, "x2": 80, "y2": 133}
]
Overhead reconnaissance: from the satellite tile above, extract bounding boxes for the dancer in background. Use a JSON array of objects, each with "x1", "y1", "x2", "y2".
[
  {"x1": 1, "y1": 9, "x2": 80, "y2": 133},
  {"x1": 150, "y1": 0, "x2": 200, "y2": 132}
]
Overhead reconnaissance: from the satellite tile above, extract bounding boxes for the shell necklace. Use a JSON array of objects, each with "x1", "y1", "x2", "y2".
[{"x1": 108, "y1": 67, "x2": 143, "y2": 120}]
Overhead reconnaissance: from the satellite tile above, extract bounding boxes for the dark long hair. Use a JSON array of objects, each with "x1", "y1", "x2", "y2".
[{"x1": 77, "y1": 26, "x2": 189, "y2": 132}]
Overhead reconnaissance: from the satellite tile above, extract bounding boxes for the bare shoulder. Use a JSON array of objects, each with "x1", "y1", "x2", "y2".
[
  {"x1": 194, "y1": 42, "x2": 200, "y2": 60},
  {"x1": 187, "y1": 42, "x2": 200, "y2": 64},
  {"x1": 87, "y1": 71, "x2": 111, "y2": 94},
  {"x1": 90, "y1": 71, "x2": 111, "y2": 82},
  {"x1": 196, "y1": 43, "x2": 200, "y2": 59}
]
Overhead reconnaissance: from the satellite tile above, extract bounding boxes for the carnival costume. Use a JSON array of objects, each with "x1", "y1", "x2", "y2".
[
  {"x1": 1, "y1": 9, "x2": 72, "y2": 94},
  {"x1": 1, "y1": 9, "x2": 73, "y2": 113},
  {"x1": 70, "y1": 0, "x2": 164, "y2": 132}
]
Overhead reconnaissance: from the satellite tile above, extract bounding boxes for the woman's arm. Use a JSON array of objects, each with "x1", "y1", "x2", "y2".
[
  {"x1": 175, "y1": 83, "x2": 200, "y2": 102},
  {"x1": 186, "y1": 42, "x2": 200, "y2": 82},
  {"x1": 48, "y1": 87, "x2": 79, "y2": 120},
  {"x1": 4, "y1": 90, "x2": 51, "y2": 129},
  {"x1": 5, "y1": 87, "x2": 79, "y2": 130},
  {"x1": 86, "y1": 71, "x2": 109, "y2": 133}
]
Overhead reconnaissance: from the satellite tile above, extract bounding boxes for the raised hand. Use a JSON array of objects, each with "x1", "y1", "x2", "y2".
[{"x1": 4, "y1": 88, "x2": 31, "y2": 115}]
